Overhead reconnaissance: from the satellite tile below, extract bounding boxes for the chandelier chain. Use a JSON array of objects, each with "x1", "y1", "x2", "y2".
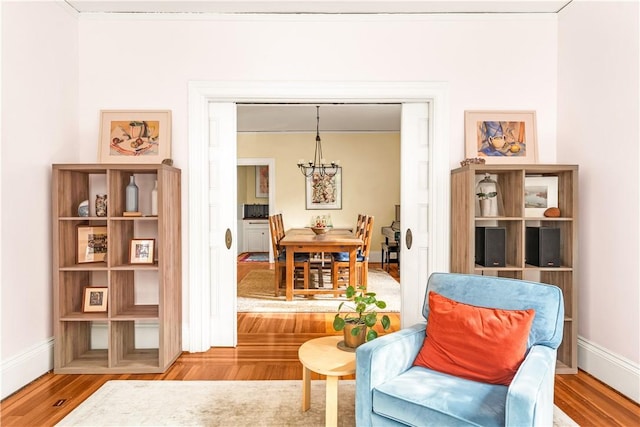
[{"x1": 297, "y1": 106, "x2": 339, "y2": 178}]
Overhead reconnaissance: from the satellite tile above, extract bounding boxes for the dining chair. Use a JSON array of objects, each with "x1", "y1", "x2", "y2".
[
  {"x1": 331, "y1": 215, "x2": 374, "y2": 291},
  {"x1": 268, "y1": 214, "x2": 310, "y2": 296},
  {"x1": 274, "y1": 213, "x2": 285, "y2": 243}
]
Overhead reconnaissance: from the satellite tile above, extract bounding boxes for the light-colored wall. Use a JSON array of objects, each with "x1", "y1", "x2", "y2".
[
  {"x1": 558, "y1": 0, "x2": 639, "y2": 401},
  {"x1": 1, "y1": 1, "x2": 78, "y2": 398},
  {"x1": 238, "y1": 166, "x2": 267, "y2": 205},
  {"x1": 1, "y1": 2, "x2": 638, "y2": 401},
  {"x1": 238, "y1": 132, "x2": 401, "y2": 252}
]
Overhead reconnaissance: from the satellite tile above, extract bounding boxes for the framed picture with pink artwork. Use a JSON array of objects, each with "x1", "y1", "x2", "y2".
[
  {"x1": 98, "y1": 110, "x2": 172, "y2": 163},
  {"x1": 255, "y1": 166, "x2": 269, "y2": 198}
]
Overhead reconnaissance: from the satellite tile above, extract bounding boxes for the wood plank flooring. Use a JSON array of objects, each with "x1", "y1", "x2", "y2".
[{"x1": 1, "y1": 262, "x2": 638, "y2": 426}]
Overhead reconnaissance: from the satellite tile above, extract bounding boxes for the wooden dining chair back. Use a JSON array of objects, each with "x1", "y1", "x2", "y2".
[
  {"x1": 331, "y1": 215, "x2": 375, "y2": 291},
  {"x1": 355, "y1": 213, "x2": 367, "y2": 240},
  {"x1": 268, "y1": 214, "x2": 310, "y2": 296},
  {"x1": 274, "y1": 213, "x2": 285, "y2": 244}
]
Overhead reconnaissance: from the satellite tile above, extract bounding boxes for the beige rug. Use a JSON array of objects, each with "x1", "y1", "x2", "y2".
[
  {"x1": 56, "y1": 380, "x2": 579, "y2": 427},
  {"x1": 237, "y1": 268, "x2": 400, "y2": 313}
]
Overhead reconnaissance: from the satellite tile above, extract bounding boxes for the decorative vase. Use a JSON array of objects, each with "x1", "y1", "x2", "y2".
[
  {"x1": 77, "y1": 200, "x2": 89, "y2": 217},
  {"x1": 343, "y1": 322, "x2": 367, "y2": 349},
  {"x1": 125, "y1": 175, "x2": 139, "y2": 212},
  {"x1": 95, "y1": 194, "x2": 107, "y2": 217},
  {"x1": 151, "y1": 180, "x2": 158, "y2": 216},
  {"x1": 475, "y1": 173, "x2": 502, "y2": 217},
  {"x1": 479, "y1": 199, "x2": 492, "y2": 217}
]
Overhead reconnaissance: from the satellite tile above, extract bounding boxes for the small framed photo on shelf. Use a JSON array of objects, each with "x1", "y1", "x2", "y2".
[
  {"x1": 524, "y1": 176, "x2": 558, "y2": 217},
  {"x1": 129, "y1": 238, "x2": 155, "y2": 264},
  {"x1": 82, "y1": 287, "x2": 108, "y2": 312},
  {"x1": 98, "y1": 110, "x2": 172, "y2": 164},
  {"x1": 77, "y1": 225, "x2": 108, "y2": 263},
  {"x1": 464, "y1": 110, "x2": 538, "y2": 164}
]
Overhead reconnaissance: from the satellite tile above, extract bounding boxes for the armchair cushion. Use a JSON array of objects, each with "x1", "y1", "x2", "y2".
[
  {"x1": 373, "y1": 366, "x2": 508, "y2": 427},
  {"x1": 413, "y1": 291, "x2": 535, "y2": 386}
]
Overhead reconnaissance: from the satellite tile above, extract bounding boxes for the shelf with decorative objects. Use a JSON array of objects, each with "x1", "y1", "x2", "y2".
[
  {"x1": 52, "y1": 164, "x2": 181, "y2": 374},
  {"x1": 450, "y1": 164, "x2": 578, "y2": 374}
]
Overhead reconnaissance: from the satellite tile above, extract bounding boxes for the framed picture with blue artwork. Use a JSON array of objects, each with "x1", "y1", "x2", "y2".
[{"x1": 465, "y1": 111, "x2": 537, "y2": 164}]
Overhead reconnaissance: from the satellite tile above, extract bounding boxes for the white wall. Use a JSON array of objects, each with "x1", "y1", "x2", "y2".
[
  {"x1": 0, "y1": 1, "x2": 78, "y2": 398},
  {"x1": 1, "y1": 3, "x2": 638, "y2": 402},
  {"x1": 558, "y1": 0, "x2": 640, "y2": 402}
]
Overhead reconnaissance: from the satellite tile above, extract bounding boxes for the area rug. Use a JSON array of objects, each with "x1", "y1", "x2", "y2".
[
  {"x1": 237, "y1": 268, "x2": 400, "y2": 312},
  {"x1": 238, "y1": 252, "x2": 269, "y2": 262},
  {"x1": 56, "y1": 380, "x2": 579, "y2": 427}
]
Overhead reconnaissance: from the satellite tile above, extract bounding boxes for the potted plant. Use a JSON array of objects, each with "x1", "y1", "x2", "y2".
[{"x1": 333, "y1": 285, "x2": 391, "y2": 349}]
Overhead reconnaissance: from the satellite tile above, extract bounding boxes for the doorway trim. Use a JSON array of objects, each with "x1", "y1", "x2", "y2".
[{"x1": 187, "y1": 81, "x2": 450, "y2": 352}]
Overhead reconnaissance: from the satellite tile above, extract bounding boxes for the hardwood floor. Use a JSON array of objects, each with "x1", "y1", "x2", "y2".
[{"x1": 1, "y1": 262, "x2": 638, "y2": 426}]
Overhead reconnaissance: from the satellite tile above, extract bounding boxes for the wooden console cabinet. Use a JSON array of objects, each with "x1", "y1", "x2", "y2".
[
  {"x1": 52, "y1": 164, "x2": 181, "y2": 374},
  {"x1": 450, "y1": 164, "x2": 578, "y2": 374}
]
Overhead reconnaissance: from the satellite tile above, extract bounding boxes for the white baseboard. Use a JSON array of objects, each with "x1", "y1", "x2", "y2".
[
  {"x1": 1, "y1": 338, "x2": 53, "y2": 400},
  {"x1": 578, "y1": 335, "x2": 640, "y2": 403}
]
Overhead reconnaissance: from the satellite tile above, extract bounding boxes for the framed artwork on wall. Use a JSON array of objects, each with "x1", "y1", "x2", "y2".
[
  {"x1": 77, "y1": 225, "x2": 108, "y2": 264},
  {"x1": 98, "y1": 110, "x2": 172, "y2": 163},
  {"x1": 465, "y1": 111, "x2": 537, "y2": 164},
  {"x1": 82, "y1": 287, "x2": 108, "y2": 312},
  {"x1": 305, "y1": 167, "x2": 342, "y2": 210},
  {"x1": 255, "y1": 166, "x2": 269, "y2": 198},
  {"x1": 524, "y1": 176, "x2": 558, "y2": 217}
]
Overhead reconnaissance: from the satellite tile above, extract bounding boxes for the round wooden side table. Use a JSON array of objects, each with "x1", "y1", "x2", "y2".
[{"x1": 298, "y1": 335, "x2": 356, "y2": 427}]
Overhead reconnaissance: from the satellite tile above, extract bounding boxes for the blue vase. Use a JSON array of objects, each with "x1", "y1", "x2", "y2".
[{"x1": 125, "y1": 175, "x2": 138, "y2": 212}]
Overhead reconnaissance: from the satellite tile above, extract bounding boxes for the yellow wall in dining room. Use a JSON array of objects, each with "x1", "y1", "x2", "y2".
[{"x1": 237, "y1": 132, "x2": 400, "y2": 256}]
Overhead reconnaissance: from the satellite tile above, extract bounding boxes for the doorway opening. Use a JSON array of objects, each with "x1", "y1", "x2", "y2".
[
  {"x1": 236, "y1": 103, "x2": 402, "y2": 315},
  {"x1": 187, "y1": 81, "x2": 450, "y2": 352}
]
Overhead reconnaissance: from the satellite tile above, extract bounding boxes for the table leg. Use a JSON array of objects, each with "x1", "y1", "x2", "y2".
[
  {"x1": 286, "y1": 248, "x2": 294, "y2": 301},
  {"x1": 325, "y1": 375, "x2": 339, "y2": 427},
  {"x1": 302, "y1": 365, "x2": 311, "y2": 411}
]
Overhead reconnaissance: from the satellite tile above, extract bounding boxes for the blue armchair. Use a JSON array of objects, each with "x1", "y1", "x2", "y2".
[{"x1": 355, "y1": 273, "x2": 564, "y2": 426}]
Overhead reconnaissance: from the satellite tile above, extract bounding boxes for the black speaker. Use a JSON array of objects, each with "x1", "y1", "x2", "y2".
[
  {"x1": 475, "y1": 227, "x2": 506, "y2": 267},
  {"x1": 526, "y1": 227, "x2": 561, "y2": 267}
]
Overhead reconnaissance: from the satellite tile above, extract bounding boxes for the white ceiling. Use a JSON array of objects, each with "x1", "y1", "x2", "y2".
[
  {"x1": 237, "y1": 104, "x2": 402, "y2": 132},
  {"x1": 64, "y1": 0, "x2": 572, "y2": 132},
  {"x1": 65, "y1": 1, "x2": 573, "y2": 14}
]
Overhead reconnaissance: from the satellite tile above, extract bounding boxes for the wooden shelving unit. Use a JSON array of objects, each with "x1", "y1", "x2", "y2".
[
  {"x1": 450, "y1": 164, "x2": 578, "y2": 374},
  {"x1": 52, "y1": 164, "x2": 181, "y2": 374}
]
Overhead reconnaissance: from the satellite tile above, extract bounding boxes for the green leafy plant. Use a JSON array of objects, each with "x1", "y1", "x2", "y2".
[
  {"x1": 476, "y1": 191, "x2": 497, "y2": 200},
  {"x1": 333, "y1": 285, "x2": 391, "y2": 342}
]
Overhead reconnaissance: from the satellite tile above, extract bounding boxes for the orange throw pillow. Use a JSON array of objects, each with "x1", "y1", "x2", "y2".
[{"x1": 413, "y1": 291, "x2": 535, "y2": 386}]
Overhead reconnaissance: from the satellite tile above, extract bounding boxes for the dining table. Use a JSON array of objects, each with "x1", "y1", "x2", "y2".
[{"x1": 279, "y1": 228, "x2": 363, "y2": 301}]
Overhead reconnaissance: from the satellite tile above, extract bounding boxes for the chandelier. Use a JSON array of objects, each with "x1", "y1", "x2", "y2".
[{"x1": 297, "y1": 106, "x2": 339, "y2": 178}]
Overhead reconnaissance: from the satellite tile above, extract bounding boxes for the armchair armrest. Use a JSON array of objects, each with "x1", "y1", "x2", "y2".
[
  {"x1": 506, "y1": 345, "x2": 558, "y2": 427},
  {"x1": 355, "y1": 323, "x2": 426, "y2": 426}
]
